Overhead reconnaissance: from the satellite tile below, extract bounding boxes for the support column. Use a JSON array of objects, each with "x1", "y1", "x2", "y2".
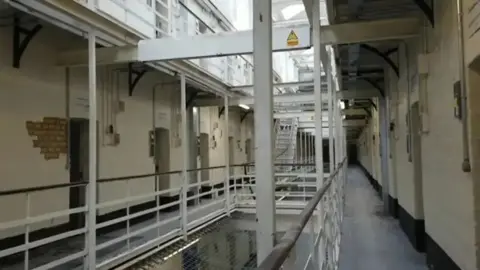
[
  {"x1": 224, "y1": 96, "x2": 230, "y2": 214},
  {"x1": 180, "y1": 74, "x2": 188, "y2": 238},
  {"x1": 379, "y1": 97, "x2": 390, "y2": 213},
  {"x1": 313, "y1": 0, "x2": 324, "y2": 267},
  {"x1": 313, "y1": 0, "x2": 324, "y2": 187},
  {"x1": 86, "y1": 30, "x2": 97, "y2": 269},
  {"x1": 299, "y1": 131, "x2": 303, "y2": 166},
  {"x1": 253, "y1": 0, "x2": 275, "y2": 264}
]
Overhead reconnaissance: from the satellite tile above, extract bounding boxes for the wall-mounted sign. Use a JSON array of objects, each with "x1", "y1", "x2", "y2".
[{"x1": 287, "y1": 30, "x2": 299, "y2": 47}]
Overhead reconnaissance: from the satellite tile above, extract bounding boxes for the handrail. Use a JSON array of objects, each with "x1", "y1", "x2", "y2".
[
  {"x1": 0, "y1": 163, "x2": 320, "y2": 196},
  {"x1": 257, "y1": 158, "x2": 347, "y2": 270}
]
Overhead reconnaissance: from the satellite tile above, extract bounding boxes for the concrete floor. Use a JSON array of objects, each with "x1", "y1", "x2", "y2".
[{"x1": 338, "y1": 167, "x2": 427, "y2": 270}]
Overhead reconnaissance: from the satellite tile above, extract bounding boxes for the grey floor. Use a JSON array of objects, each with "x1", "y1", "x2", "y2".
[{"x1": 338, "y1": 167, "x2": 427, "y2": 270}]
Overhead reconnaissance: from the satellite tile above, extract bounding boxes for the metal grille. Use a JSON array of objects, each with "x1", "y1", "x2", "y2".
[{"x1": 125, "y1": 217, "x2": 262, "y2": 270}]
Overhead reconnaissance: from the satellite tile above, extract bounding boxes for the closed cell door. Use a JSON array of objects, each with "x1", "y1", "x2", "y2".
[
  {"x1": 199, "y1": 133, "x2": 209, "y2": 181},
  {"x1": 229, "y1": 136, "x2": 235, "y2": 174}
]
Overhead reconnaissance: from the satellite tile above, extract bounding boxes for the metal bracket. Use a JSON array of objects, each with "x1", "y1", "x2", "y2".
[
  {"x1": 384, "y1": 47, "x2": 398, "y2": 56},
  {"x1": 369, "y1": 99, "x2": 378, "y2": 111},
  {"x1": 13, "y1": 15, "x2": 42, "y2": 68},
  {"x1": 363, "y1": 107, "x2": 372, "y2": 118},
  {"x1": 128, "y1": 63, "x2": 147, "y2": 96},
  {"x1": 218, "y1": 106, "x2": 225, "y2": 118},
  {"x1": 360, "y1": 44, "x2": 399, "y2": 76},
  {"x1": 362, "y1": 78, "x2": 385, "y2": 97},
  {"x1": 240, "y1": 110, "x2": 253, "y2": 122},
  {"x1": 186, "y1": 91, "x2": 199, "y2": 108},
  {"x1": 413, "y1": 0, "x2": 434, "y2": 27}
]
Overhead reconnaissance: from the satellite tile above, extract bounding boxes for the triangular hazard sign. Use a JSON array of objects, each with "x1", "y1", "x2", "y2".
[
  {"x1": 287, "y1": 30, "x2": 299, "y2": 46},
  {"x1": 287, "y1": 30, "x2": 298, "y2": 41}
]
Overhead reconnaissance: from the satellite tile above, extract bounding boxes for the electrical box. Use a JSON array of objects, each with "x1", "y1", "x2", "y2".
[{"x1": 417, "y1": 53, "x2": 429, "y2": 76}]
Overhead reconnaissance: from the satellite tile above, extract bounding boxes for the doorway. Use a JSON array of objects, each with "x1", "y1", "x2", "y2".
[
  {"x1": 68, "y1": 118, "x2": 89, "y2": 229},
  {"x1": 229, "y1": 136, "x2": 235, "y2": 174},
  {"x1": 199, "y1": 133, "x2": 209, "y2": 181},
  {"x1": 245, "y1": 139, "x2": 253, "y2": 163},
  {"x1": 154, "y1": 128, "x2": 170, "y2": 191},
  {"x1": 410, "y1": 102, "x2": 424, "y2": 221}
]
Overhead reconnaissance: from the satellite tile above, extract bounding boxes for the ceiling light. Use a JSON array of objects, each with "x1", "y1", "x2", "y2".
[{"x1": 239, "y1": 104, "x2": 250, "y2": 110}]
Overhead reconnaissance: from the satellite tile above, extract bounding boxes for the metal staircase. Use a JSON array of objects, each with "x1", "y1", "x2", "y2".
[{"x1": 274, "y1": 118, "x2": 298, "y2": 171}]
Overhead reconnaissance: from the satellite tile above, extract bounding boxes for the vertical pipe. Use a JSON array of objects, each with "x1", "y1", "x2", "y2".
[
  {"x1": 456, "y1": 0, "x2": 471, "y2": 172},
  {"x1": 87, "y1": 30, "x2": 97, "y2": 270},
  {"x1": 224, "y1": 96, "x2": 230, "y2": 214},
  {"x1": 180, "y1": 73, "x2": 188, "y2": 239},
  {"x1": 253, "y1": 0, "x2": 275, "y2": 263}
]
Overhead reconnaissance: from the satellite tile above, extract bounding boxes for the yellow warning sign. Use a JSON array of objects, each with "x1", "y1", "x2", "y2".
[{"x1": 287, "y1": 30, "x2": 299, "y2": 47}]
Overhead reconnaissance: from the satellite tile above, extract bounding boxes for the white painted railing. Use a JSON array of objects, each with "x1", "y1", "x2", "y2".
[{"x1": 0, "y1": 163, "x2": 330, "y2": 269}]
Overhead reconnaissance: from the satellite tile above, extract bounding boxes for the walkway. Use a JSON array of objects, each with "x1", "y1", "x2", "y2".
[{"x1": 338, "y1": 167, "x2": 427, "y2": 270}]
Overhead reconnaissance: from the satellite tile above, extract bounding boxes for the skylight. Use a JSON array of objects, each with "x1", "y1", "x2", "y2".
[{"x1": 281, "y1": 4, "x2": 305, "y2": 20}]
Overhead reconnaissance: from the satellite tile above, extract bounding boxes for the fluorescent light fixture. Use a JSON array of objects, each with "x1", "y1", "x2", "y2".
[
  {"x1": 239, "y1": 104, "x2": 250, "y2": 110},
  {"x1": 342, "y1": 115, "x2": 346, "y2": 119},
  {"x1": 340, "y1": 101, "x2": 345, "y2": 110}
]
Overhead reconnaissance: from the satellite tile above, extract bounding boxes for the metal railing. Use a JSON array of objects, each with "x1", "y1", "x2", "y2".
[
  {"x1": 0, "y1": 162, "x2": 325, "y2": 269},
  {"x1": 257, "y1": 158, "x2": 347, "y2": 270}
]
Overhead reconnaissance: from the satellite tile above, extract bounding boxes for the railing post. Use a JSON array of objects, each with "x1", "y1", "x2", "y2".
[
  {"x1": 180, "y1": 73, "x2": 188, "y2": 239},
  {"x1": 24, "y1": 193, "x2": 30, "y2": 270},
  {"x1": 86, "y1": 30, "x2": 98, "y2": 270},
  {"x1": 224, "y1": 95, "x2": 230, "y2": 215}
]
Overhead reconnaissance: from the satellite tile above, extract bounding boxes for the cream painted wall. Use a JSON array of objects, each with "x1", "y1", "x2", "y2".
[
  {"x1": 388, "y1": 2, "x2": 476, "y2": 268},
  {"x1": 356, "y1": 104, "x2": 381, "y2": 187},
  {"x1": 0, "y1": 23, "x2": 253, "y2": 237},
  {"x1": 199, "y1": 106, "x2": 254, "y2": 183}
]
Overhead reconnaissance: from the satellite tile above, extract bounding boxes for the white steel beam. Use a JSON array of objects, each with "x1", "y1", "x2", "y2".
[
  {"x1": 321, "y1": 17, "x2": 420, "y2": 45},
  {"x1": 299, "y1": 119, "x2": 366, "y2": 128},
  {"x1": 138, "y1": 25, "x2": 311, "y2": 61},
  {"x1": 194, "y1": 89, "x2": 379, "y2": 107},
  {"x1": 337, "y1": 88, "x2": 381, "y2": 99},
  {"x1": 343, "y1": 108, "x2": 368, "y2": 115},
  {"x1": 254, "y1": 0, "x2": 275, "y2": 264},
  {"x1": 57, "y1": 18, "x2": 419, "y2": 66},
  {"x1": 231, "y1": 80, "x2": 316, "y2": 91}
]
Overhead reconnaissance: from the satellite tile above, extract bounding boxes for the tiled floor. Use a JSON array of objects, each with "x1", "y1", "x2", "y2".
[{"x1": 338, "y1": 167, "x2": 427, "y2": 270}]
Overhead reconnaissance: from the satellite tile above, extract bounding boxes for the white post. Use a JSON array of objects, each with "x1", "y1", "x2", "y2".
[
  {"x1": 303, "y1": 132, "x2": 306, "y2": 167},
  {"x1": 299, "y1": 131, "x2": 303, "y2": 166},
  {"x1": 313, "y1": 0, "x2": 324, "y2": 187},
  {"x1": 253, "y1": 0, "x2": 275, "y2": 264},
  {"x1": 224, "y1": 96, "x2": 231, "y2": 214},
  {"x1": 313, "y1": 0, "x2": 325, "y2": 268},
  {"x1": 87, "y1": 30, "x2": 97, "y2": 270},
  {"x1": 180, "y1": 73, "x2": 188, "y2": 238},
  {"x1": 328, "y1": 69, "x2": 334, "y2": 173}
]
